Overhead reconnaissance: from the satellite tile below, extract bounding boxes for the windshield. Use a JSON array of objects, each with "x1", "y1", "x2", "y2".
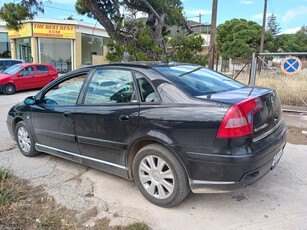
[
  {"x1": 155, "y1": 65, "x2": 245, "y2": 96},
  {"x1": 3, "y1": 65, "x2": 23, "y2": 75}
]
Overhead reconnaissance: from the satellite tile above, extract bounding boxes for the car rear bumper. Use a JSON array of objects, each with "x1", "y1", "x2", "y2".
[
  {"x1": 189, "y1": 146, "x2": 284, "y2": 193},
  {"x1": 186, "y1": 121, "x2": 287, "y2": 193}
]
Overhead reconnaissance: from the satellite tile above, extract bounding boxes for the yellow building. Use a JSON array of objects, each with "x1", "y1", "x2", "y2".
[{"x1": 1, "y1": 19, "x2": 110, "y2": 73}]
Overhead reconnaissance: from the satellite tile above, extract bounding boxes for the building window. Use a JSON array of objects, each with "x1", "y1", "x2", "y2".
[
  {"x1": 81, "y1": 34, "x2": 104, "y2": 65},
  {"x1": 0, "y1": 32, "x2": 10, "y2": 58},
  {"x1": 16, "y1": 38, "x2": 31, "y2": 62},
  {"x1": 39, "y1": 38, "x2": 72, "y2": 73}
]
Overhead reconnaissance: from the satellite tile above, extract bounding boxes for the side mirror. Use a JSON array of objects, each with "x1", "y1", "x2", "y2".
[
  {"x1": 24, "y1": 96, "x2": 37, "y2": 105},
  {"x1": 18, "y1": 73, "x2": 23, "y2": 77}
]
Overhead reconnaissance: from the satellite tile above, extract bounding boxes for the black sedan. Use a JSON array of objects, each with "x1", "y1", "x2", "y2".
[{"x1": 6, "y1": 63, "x2": 286, "y2": 207}]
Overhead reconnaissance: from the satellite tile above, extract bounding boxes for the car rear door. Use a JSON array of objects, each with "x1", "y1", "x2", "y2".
[
  {"x1": 74, "y1": 68, "x2": 139, "y2": 177},
  {"x1": 35, "y1": 65, "x2": 53, "y2": 87}
]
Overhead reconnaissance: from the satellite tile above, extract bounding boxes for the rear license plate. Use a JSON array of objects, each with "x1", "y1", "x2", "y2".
[{"x1": 271, "y1": 149, "x2": 283, "y2": 169}]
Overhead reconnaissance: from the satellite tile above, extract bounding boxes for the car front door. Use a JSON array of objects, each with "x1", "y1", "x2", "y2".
[
  {"x1": 13, "y1": 66, "x2": 37, "y2": 90},
  {"x1": 74, "y1": 68, "x2": 139, "y2": 177},
  {"x1": 31, "y1": 71, "x2": 89, "y2": 163}
]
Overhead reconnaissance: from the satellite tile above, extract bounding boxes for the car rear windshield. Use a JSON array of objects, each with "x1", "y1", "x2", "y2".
[
  {"x1": 3, "y1": 65, "x2": 23, "y2": 75},
  {"x1": 155, "y1": 65, "x2": 245, "y2": 96}
]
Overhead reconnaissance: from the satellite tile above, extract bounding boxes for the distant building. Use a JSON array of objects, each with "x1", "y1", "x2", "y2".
[
  {"x1": 0, "y1": 19, "x2": 110, "y2": 72},
  {"x1": 0, "y1": 21, "x2": 11, "y2": 58}
]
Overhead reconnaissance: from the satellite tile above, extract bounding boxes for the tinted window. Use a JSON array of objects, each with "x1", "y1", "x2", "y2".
[
  {"x1": 0, "y1": 61, "x2": 3, "y2": 71},
  {"x1": 84, "y1": 69, "x2": 135, "y2": 104},
  {"x1": 36, "y1": 65, "x2": 49, "y2": 74},
  {"x1": 155, "y1": 66, "x2": 244, "y2": 96},
  {"x1": 136, "y1": 74, "x2": 158, "y2": 103},
  {"x1": 21, "y1": 66, "x2": 34, "y2": 76},
  {"x1": 43, "y1": 74, "x2": 87, "y2": 106}
]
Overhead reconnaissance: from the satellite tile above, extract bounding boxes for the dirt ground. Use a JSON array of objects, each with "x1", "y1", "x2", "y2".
[
  {"x1": 283, "y1": 111, "x2": 307, "y2": 145},
  {"x1": 0, "y1": 171, "x2": 148, "y2": 230},
  {"x1": 286, "y1": 126, "x2": 307, "y2": 145}
]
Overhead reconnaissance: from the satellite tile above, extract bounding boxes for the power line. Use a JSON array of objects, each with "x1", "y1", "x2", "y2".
[{"x1": 44, "y1": 5, "x2": 77, "y2": 13}]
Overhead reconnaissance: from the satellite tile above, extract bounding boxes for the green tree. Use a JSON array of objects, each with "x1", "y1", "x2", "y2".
[
  {"x1": 294, "y1": 26, "x2": 307, "y2": 52},
  {"x1": 216, "y1": 19, "x2": 262, "y2": 59},
  {"x1": 1, "y1": 0, "x2": 205, "y2": 63},
  {"x1": 169, "y1": 33, "x2": 208, "y2": 65},
  {"x1": 267, "y1": 14, "x2": 281, "y2": 37},
  {"x1": 0, "y1": 0, "x2": 45, "y2": 30},
  {"x1": 74, "y1": 0, "x2": 187, "y2": 60},
  {"x1": 264, "y1": 31, "x2": 275, "y2": 52},
  {"x1": 274, "y1": 26, "x2": 307, "y2": 52}
]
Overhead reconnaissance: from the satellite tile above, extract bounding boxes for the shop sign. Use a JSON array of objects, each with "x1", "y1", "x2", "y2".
[
  {"x1": 8, "y1": 23, "x2": 32, "y2": 38},
  {"x1": 33, "y1": 23, "x2": 75, "y2": 39}
]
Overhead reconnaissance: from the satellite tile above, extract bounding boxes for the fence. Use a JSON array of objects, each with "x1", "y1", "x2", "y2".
[{"x1": 218, "y1": 53, "x2": 307, "y2": 113}]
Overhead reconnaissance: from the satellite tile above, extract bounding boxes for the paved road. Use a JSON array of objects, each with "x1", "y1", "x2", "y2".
[
  {"x1": 1, "y1": 91, "x2": 307, "y2": 230},
  {"x1": 0, "y1": 90, "x2": 39, "y2": 152}
]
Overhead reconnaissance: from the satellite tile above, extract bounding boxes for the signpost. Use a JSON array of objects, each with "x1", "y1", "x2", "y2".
[{"x1": 280, "y1": 56, "x2": 302, "y2": 75}]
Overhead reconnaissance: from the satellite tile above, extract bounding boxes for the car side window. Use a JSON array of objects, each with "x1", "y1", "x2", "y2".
[
  {"x1": 36, "y1": 65, "x2": 49, "y2": 74},
  {"x1": 21, "y1": 66, "x2": 34, "y2": 76},
  {"x1": 136, "y1": 74, "x2": 158, "y2": 103},
  {"x1": 84, "y1": 69, "x2": 136, "y2": 104},
  {"x1": 0, "y1": 61, "x2": 3, "y2": 71},
  {"x1": 42, "y1": 74, "x2": 87, "y2": 106}
]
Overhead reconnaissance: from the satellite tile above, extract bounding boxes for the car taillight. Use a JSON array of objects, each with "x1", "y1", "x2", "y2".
[{"x1": 216, "y1": 97, "x2": 263, "y2": 138}]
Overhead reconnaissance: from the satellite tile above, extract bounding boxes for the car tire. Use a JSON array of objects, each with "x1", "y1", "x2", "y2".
[
  {"x1": 15, "y1": 121, "x2": 39, "y2": 157},
  {"x1": 133, "y1": 143, "x2": 190, "y2": 207},
  {"x1": 4, "y1": 84, "x2": 16, "y2": 95}
]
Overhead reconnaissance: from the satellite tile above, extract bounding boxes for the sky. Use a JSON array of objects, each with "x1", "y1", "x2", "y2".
[
  {"x1": 183, "y1": 0, "x2": 307, "y2": 34},
  {"x1": 0, "y1": 0, "x2": 306, "y2": 34}
]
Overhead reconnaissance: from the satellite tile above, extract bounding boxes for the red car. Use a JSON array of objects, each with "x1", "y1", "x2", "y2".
[{"x1": 0, "y1": 63, "x2": 58, "y2": 95}]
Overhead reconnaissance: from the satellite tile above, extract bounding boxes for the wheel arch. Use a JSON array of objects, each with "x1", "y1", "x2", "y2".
[
  {"x1": 126, "y1": 136, "x2": 190, "y2": 181},
  {"x1": 12, "y1": 117, "x2": 24, "y2": 137}
]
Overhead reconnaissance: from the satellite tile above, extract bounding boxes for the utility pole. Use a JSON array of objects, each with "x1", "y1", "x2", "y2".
[
  {"x1": 209, "y1": 0, "x2": 218, "y2": 70},
  {"x1": 259, "y1": 0, "x2": 267, "y2": 54}
]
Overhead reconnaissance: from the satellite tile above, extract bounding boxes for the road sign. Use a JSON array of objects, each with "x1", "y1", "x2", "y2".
[{"x1": 281, "y1": 56, "x2": 302, "y2": 75}]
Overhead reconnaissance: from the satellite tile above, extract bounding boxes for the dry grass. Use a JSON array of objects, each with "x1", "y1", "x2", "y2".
[
  {"x1": 233, "y1": 69, "x2": 307, "y2": 110},
  {"x1": 0, "y1": 169, "x2": 149, "y2": 230}
]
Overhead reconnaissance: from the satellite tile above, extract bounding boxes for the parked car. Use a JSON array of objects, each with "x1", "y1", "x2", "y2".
[
  {"x1": 6, "y1": 63, "x2": 286, "y2": 207},
  {"x1": 0, "y1": 58, "x2": 24, "y2": 72},
  {"x1": 0, "y1": 63, "x2": 58, "y2": 95}
]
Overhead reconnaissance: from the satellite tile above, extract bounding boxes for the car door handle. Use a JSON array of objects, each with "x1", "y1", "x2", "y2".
[
  {"x1": 63, "y1": 111, "x2": 72, "y2": 117},
  {"x1": 119, "y1": 115, "x2": 132, "y2": 121}
]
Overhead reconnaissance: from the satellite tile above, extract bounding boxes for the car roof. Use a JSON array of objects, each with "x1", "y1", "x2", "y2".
[
  {"x1": 85, "y1": 62, "x2": 199, "y2": 70},
  {"x1": 16, "y1": 63, "x2": 53, "y2": 67},
  {"x1": 0, "y1": 58, "x2": 24, "y2": 62}
]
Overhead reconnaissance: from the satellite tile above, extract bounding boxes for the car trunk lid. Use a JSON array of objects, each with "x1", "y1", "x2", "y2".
[{"x1": 196, "y1": 87, "x2": 282, "y2": 140}]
